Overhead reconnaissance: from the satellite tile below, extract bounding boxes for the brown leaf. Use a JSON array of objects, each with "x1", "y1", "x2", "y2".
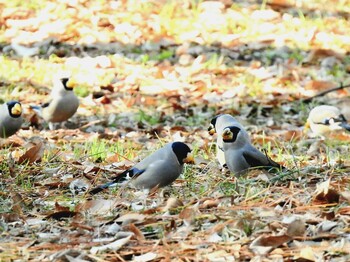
[
  {"x1": 305, "y1": 49, "x2": 345, "y2": 63},
  {"x1": 100, "y1": 84, "x2": 114, "y2": 92},
  {"x1": 179, "y1": 205, "x2": 200, "y2": 225},
  {"x1": 321, "y1": 211, "x2": 335, "y2": 220},
  {"x1": 17, "y1": 141, "x2": 44, "y2": 164},
  {"x1": 162, "y1": 197, "x2": 184, "y2": 213},
  {"x1": 337, "y1": 206, "x2": 350, "y2": 215},
  {"x1": 127, "y1": 223, "x2": 145, "y2": 241},
  {"x1": 314, "y1": 189, "x2": 340, "y2": 204},
  {"x1": 313, "y1": 179, "x2": 340, "y2": 204},
  {"x1": 249, "y1": 234, "x2": 292, "y2": 255},
  {"x1": 209, "y1": 219, "x2": 235, "y2": 235},
  {"x1": 97, "y1": 95, "x2": 111, "y2": 104},
  {"x1": 287, "y1": 219, "x2": 306, "y2": 237},
  {"x1": 76, "y1": 199, "x2": 117, "y2": 215},
  {"x1": 70, "y1": 222, "x2": 94, "y2": 232},
  {"x1": 55, "y1": 202, "x2": 70, "y2": 212},
  {"x1": 43, "y1": 181, "x2": 69, "y2": 189},
  {"x1": 11, "y1": 192, "x2": 25, "y2": 216},
  {"x1": 116, "y1": 213, "x2": 146, "y2": 225},
  {"x1": 304, "y1": 80, "x2": 335, "y2": 91},
  {"x1": 200, "y1": 199, "x2": 220, "y2": 209},
  {"x1": 0, "y1": 213, "x2": 21, "y2": 222},
  {"x1": 252, "y1": 234, "x2": 292, "y2": 248}
]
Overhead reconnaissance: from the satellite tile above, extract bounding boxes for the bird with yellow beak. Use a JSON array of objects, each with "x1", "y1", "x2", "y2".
[
  {"x1": 0, "y1": 101, "x2": 23, "y2": 138},
  {"x1": 30, "y1": 76, "x2": 79, "y2": 130}
]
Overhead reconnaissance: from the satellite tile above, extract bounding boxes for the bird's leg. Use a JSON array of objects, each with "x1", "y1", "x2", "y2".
[
  {"x1": 235, "y1": 178, "x2": 240, "y2": 195},
  {"x1": 48, "y1": 122, "x2": 55, "y2": 130}
]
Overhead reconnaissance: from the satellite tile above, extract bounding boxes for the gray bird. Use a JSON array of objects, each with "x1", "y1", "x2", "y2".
[
  {"x1": 31, "y1": 77, "x2": 79, "y2": 130},
  {"x1": 221, "y1": 125, "x2": 284, "y2": 176},
  {"x1": 0, "y1": 101, "x2": 23, "y2": 138},
  {"x1": 208, "y1": 114, "x2": 250, "y2": 167},
  {"x1": 89, "y1": 142, "x2": 194, "y2": 195},
  {"x1": 306, "y1": 105, "x2": 350, "y2": 137}
]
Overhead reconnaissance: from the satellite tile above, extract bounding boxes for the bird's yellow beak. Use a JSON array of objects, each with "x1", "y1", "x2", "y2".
[
  {"x1": 208, "y1": 124, "x2": 216, "y2": 135},
  {"x1": 303, "y1": 119, "x2": 310, "y2": 134},
  {"x1": 222, "y1": 129, "x2": 233, "y2": 140},
  {"x1": 183, "y1": 153, "x2": 195, "y2": 164},
  {"x1": 11, "y1": 103, "x2": 22, "y2": 116},
  {"x1": 66, "y1": 79, "x2": 75, "y2": 89}
]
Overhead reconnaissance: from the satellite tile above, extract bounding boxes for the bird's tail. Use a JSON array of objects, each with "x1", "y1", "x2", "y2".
[
  {"x1": 88, "y1": 168, "x2": 139, "y2": 195},
  {"x1": 89, "y1": 181, "x2": 117, "y2": 195},
  {"x1": 30, "y1": 105, "x2": 43, "y2": 117},
  {"x1": 340, "y1": 122, "x2": 350, "y2": 132}
]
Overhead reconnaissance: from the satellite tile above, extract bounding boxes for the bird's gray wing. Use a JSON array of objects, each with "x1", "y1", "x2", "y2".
[
  {"x1": 133, "y1": 144, "x2": 170, "y2": 170},
  {"x1": 132, "y1": 159, "x2": 180, "y2": 189}
]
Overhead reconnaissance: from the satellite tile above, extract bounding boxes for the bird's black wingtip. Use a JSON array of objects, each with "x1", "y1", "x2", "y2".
[
  {"x1": 88, "y1": 186, "x2": 105, "y2": 195},
  {"x1": 340, "y1": 122, "x2": 350, "y2": 132}
]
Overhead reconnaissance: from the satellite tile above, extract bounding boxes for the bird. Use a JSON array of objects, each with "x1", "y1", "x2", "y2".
[
  {"x1": 208, "y1": 114, "x2": 250, "y2": 167},
  {"x1": 30, "y1": 76, "x2": 79, "y2": 130},
  {"x1": 306, "y1": 105, "x2": 350, "y2": 137},
  {"x1": 221, "y1": 125, "x2": 284, "y2": 176},
  {"x1": 89, "y1": 142, "x2": 194, "y2": 195},
  {"x1": 0, "y1": 101, "x2": 23, "y2": 138}
]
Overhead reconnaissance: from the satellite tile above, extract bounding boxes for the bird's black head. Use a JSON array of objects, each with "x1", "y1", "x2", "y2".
[
  {"x1": 320, "y1": 114, "x2": 348, "y2": 126},
  {"x1": 208, "y1": 114, "x2": 222, "y2": 135},
  {"x1": 61, "y1": 78, "x2": 73, "y2": 90},
  {"x1": 338, "y1": 114, "x2": 347, "y2": 123},
  {"x1": 171, "y1": 142, "x2": 193, "y2": 165},
  {"x1": 7, "y1": 101, "x2": 22, "y2": 118},
  {"x1": 222, "y1": 126, "x2": 241, "y2": 143}
]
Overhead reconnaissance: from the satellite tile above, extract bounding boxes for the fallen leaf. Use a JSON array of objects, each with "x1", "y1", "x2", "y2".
[
  {"x1": 162, "y1": 197, "x2": 184, "y2": 213},
  {"x1": 304, "y1": 80, "x2": 335, "y2": 91},
  {"x1": 286, "y1": 219, "x2": 306, "y2": 237},
  {"x1": 127, "y1": 223, "x2": 145, "y2": 241},
  {"x1": 17, "y1": 141, "x2": 45, "y2": 164},
  {"x1": 133, "y1": 252, "x2": 157, "y2": 262},
  {"x1": 55, "y1": 202, "x2": 70, "y2": 212},
  {"x1": 116, "y1": 213, "x2": 146, "y2": 225},
  {"x1": 76, "y1": 199, "x2": 118, "y2": 216},
  {"x1": 314, "y1": 179, "x2": 340, "y2": 204},
  {"x1": 179, "y1": 205, "x2": 200, "y2": 226},
  {"x1": 251, "y1": 234, "x2": 292, "y2": 248},
  {"x1": 338, "y1": 206, "x2": 350, "y2": 215},
  {"x1": 0, "y1": 213, "x2": 21, "y2": 222},
  {"x1": 90, "y1": 234, "x2": 132, "y2": 254},
  {"x1": 11, "y1": 192, "x2": 25, "y2": 215},
  {"x1": 296, "y1": 246, "x2": 316, "y2": 261}
]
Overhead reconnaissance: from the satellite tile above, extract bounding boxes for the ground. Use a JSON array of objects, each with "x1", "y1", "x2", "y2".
[{"x1": 1, "y1": 0, "x2": 350, "y2": 261}]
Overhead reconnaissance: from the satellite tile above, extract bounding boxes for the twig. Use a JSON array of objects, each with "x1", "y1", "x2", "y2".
[{"x1": 302, "y1": 82, "x2": 350, "y2": 103}]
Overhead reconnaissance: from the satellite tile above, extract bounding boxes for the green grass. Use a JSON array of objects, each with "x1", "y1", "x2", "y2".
[
  {"x1": 135, "y1": 109, "x2": 162, "y2": 126},
  {"x1": 74, "y1": 85, "x2": 90, "y2": 98},
  {"x1": 77, "y1": 138, "x2": 134, "y2": 163}
]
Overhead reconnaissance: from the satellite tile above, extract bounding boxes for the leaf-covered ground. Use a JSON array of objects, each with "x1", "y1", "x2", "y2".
[{"x1": 1, "y1": 0, "x2": 350, "y2": 261}]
